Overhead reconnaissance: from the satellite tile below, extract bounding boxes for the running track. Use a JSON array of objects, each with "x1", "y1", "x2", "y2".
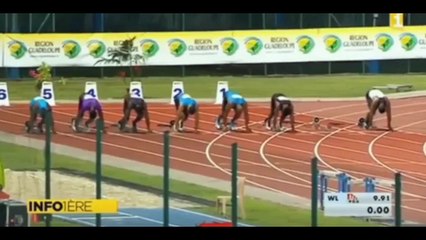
[{"x1": 1, "y1": 97, "x2": 426, "y2": 224}]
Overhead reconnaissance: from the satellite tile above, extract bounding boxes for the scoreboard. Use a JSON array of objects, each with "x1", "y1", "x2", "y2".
[{"x1": 324, "y1": 192, "x2": 393, "y2": 217}]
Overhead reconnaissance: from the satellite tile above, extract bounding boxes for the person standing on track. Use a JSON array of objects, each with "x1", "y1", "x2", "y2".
[
  {"x1": 173, "y1": 91, "x2": 199, "y2": 133},
  {"x1": 27, "y1": 96, "x2": 56, "y2": 134},
  {"x1": 74, "y1": 92, "x2": 105, "y2": 132},
  {"x1": 118, "y1": 88, "x2": 152, "y2": 133},
  {"x1": 365, "y1": 89, "x2": 393, "y2": 131},
  {"x1": 217, "y1": 89, "x2": 251, "y2": 132},
  {"x1": 264, "y1": 93, "x2": 295, "y2": 132}
]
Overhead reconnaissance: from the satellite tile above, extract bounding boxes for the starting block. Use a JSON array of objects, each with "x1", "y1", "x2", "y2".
[
  {"x1": 313, "y1": 117, "x2": 349, "y2": 131},
  {"x1": 312, "y1": 117, "x2": 332, "y2": 130},
  {"x1": 116, "y1": 121, "x2": 137, "y2": 133},
  {"x1": 170, "y1": 120, "x2": 185, "y2": 132},
  {"x1": 312, "y1": 117, "x2": 321, "y2": 130},
  {"x1": 263, "y1": 118, "x2": 270, "y2": 129},
  {"x1": 263, "y1": 118, "x2": 286, "y2": 132},
  {"x1": 264, "y1": 118, "x2": 273, "y2": 131},
  {"x1": 271, "y1": 127, "x2": 286, "y2": 132},
  {"x1": 158, "y1": 120, "x2": 185, "y2": 132},
  {"x1": 24, "y1": 121, "x2": 45, "y2": 134},
  {"x1": 358, "y1": 117, "x2": 366, "y2": 128},
  {"x1": 170, "y1": 120, "x2": 184, "y2": 129},
  {"x1": 119, "y1": 126, "x2": 137, "y2": 133},
  {"x1": 70, "y1": 118, "x2": 97, "y2": 133},
  {"x1": 215, "y1": 117, "x2": 223, "y2": 130},
  {"x1": 215, "y1": 117, "x2": 238, "y2": 131},
  {"x1": 357, "y1": 117, "x2": 376, "y2": 129}
]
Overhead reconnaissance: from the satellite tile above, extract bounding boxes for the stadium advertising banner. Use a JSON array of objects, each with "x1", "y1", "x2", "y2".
[
  {"x1": 2, "y1": 26, "x2": 426, "y2": 67},
  {"x1": 3, "y1": 33, "x2": 142, "y2": 67}
]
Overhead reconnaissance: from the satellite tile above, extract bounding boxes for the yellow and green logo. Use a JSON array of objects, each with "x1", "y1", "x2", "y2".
[
  {"x1": 140, "y1": 39, "x2": 159, "y2": 57},
  {"x1": 87, "y1": 40, "x2": 106, "y2": 58},
  {"x1": 8, "y1": 40, "x2": 27, "y2": 59},
  {"x1": 297, "y1": 36, "x2": 315, "y2": 54},
  {"x1": 324, "y1": 35, "x2": 341, "y2": 53},
  {"x1": 245, "y1": 37, "x2": 262, "y2": 55},
  {"x1": 220, "y1": 37, "x2": 239, "y2": 56},
  {"x1": 399, "y1": 33, "x2": 417, "y2": 51},
  {"x1": 62, "y1": 40, "x2": 81, "y2": 59},
  {"x1": 376, "y1": 33, "x2": 394, "y2": 52},
  {"x1": 168, "y1": 39, "x2": 187, "y2": 57}
]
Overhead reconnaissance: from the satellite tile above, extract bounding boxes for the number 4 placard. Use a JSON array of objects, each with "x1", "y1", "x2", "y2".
[
  {"x1": 40, "y1": 81, "x2": 56, "y2": 106},
  {"x1": 84, "y1": 82, "x2": 99, "y2": 99}
]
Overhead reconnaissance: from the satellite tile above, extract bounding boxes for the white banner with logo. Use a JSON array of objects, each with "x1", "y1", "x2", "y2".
[{"x1": 2, "y1": 26, "x2": 426, "y2": 67}]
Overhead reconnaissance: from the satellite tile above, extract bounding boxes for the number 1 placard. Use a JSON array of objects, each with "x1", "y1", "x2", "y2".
[{"x1": 390, "y1": 13, "x2": 404, "y2": 28}]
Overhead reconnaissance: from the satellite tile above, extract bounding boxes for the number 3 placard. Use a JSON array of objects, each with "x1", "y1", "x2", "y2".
[{"x1": 129, "y1": 81, "x2": 144, "y2": 99}]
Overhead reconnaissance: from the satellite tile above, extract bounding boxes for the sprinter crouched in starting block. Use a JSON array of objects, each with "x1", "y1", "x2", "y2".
[
  {"x1": 216, "y1": 89, "x2": 251, "y2": 132},
  {"x1": 364, "y1": 89, "x2": 393, "y2": 131},
  {"x1": 117, "y1": 88, "x2": 152, "y2": 133},
  {"x1": 26, "y1": 96, "x2": 56, "y2": 134},
  {"x1": 72, "y1": 92, "x2": 105, "y2": 133},
  {"x1": 263, "y1": 93, "x2": 295, "y2": 132},
  {"x1": 173, "y1": 92, "x2": 199, "y2": 133}
]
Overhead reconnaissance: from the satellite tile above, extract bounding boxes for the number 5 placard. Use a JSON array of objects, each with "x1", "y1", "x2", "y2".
[{"x1": 40, "y1": 81, "x2": 56, "y2": 106}]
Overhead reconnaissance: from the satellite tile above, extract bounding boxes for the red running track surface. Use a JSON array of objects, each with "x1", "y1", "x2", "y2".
[{"x1": 1, "y1": 98, "x2": 426, "y2": 224}]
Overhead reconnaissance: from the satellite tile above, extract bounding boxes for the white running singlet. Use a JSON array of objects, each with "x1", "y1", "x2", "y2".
[
  {"x1": 277, "y1": 96, "x2": 290, "y2": 101},
  {"x1": 368, "y1": 89, "x2": 385, "y2": 100}
]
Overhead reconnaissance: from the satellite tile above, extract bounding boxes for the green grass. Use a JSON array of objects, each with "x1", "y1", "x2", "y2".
[
  {"x1": 0, "y1": 142, "x2": 380, "y2": 227},
  {"x1": 3, "y1": 74, "x2": 425, "y2": 100}
]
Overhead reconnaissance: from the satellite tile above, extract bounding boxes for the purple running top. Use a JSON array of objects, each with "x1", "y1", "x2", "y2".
[{"x1": 81, "y1": 98, "x2": 102, "y2": 113}]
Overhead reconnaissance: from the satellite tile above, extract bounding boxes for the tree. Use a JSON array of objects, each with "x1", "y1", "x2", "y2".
[
  {"x1": 94, "y1": 36, "x2": 145, "y2": 82},
  {"x1": 30, "y1": 62, "x2": 52, "y2": 91}
]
